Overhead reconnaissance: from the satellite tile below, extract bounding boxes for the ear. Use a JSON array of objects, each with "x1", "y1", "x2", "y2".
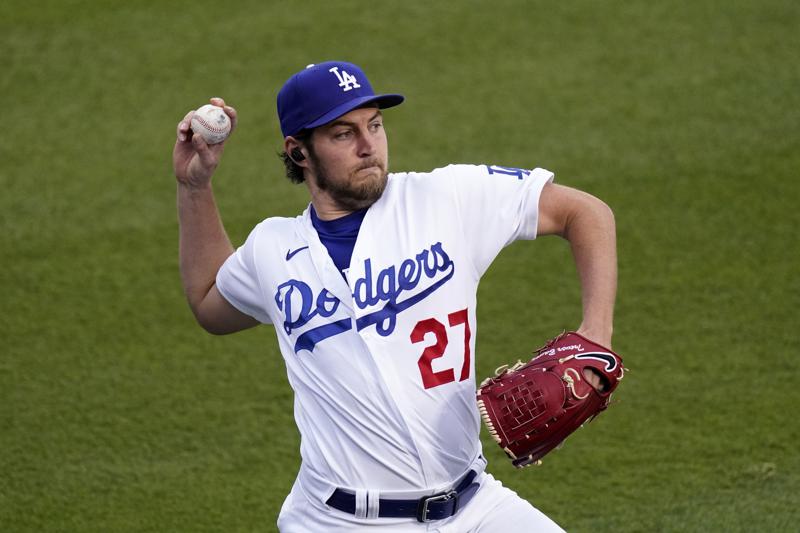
[{"x1": 284, "y1": 136, "x2": 308, "y2": 166}]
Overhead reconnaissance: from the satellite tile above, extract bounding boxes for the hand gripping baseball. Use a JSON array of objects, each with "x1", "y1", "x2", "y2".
[
  {"x1": 173, "y1": 97, "x2": 237, "y2": 188},
  {"x1": 477, "y1": 331, "x2": 625, "y2": 468}
]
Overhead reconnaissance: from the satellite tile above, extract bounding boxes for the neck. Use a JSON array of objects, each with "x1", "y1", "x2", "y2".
[{"x1": 311, "y1": 200, "x2": 356, "y2": 221}]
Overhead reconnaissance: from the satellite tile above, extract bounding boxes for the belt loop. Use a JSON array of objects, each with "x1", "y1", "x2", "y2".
[
  {"x1": 367, "y1": 489, "x2": 380, "y2": 519},
  {"x1": 354, "y1": 489, "x2": 368, "y2": 519}
]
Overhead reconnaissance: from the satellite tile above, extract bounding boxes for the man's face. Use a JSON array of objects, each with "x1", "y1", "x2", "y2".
[{"x1": 307, "y1": 107, "x2": 389, "y2": 211}]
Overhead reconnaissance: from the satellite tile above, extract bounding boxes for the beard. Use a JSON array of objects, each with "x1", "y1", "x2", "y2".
[{"x1": 311, "y1": 154, "x2": 389, "y2": 211}]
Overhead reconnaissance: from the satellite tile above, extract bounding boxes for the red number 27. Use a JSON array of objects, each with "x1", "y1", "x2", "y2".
[{"x1": 410, "y1": 308, "x2": 471, "y2": 390}]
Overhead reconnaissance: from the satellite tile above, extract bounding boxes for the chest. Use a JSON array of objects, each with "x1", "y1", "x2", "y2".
[{"x1": 268, "y1": 204, "x2": 472, "y2": 355}]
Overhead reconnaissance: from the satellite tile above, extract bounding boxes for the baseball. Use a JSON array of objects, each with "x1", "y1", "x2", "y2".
[{"x1": 190, "y1": 104, "x2": 231, "y2": 144}]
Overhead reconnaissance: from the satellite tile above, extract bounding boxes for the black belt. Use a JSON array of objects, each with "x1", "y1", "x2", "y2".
[{"x1": 326, "y1": 470, "x2": 480, "y2": 523}]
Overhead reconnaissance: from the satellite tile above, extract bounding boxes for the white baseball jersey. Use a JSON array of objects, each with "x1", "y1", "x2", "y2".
[{"x1": 216, "y1": 164, "x2": 553, "y2": 506}]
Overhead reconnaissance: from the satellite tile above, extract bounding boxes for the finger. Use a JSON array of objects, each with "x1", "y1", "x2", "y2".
[
  {"x1": 583, "y1": 368, "x2": 607, "y2": 392},
  {"x1": 224, "y1": 105, "x2": 238, "y2": 132},
  {"x1": 177, "y1": 110, "x2": 195, "y2": 142},
  {"x1": 210, "y1": 96, "x2": 225, "y2": 108},
  {"x1": 192, "y1": 133, "x2": 220, "y2": 168},
  {"x1": 192, "y1": 131, "x2": 209, "y2": 153}
]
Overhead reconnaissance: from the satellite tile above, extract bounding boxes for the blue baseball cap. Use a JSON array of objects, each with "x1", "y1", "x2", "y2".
[{"x1": 277, "y1": 61, "x2": 404, "y2": 138}]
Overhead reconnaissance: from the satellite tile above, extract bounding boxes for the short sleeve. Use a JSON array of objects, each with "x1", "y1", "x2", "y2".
[
  {"x1": 443, "y1": 164, "x2": 554, "y2": 276},
  {"x1": 215, "y1": 225, "x2": 273, "y2": 324}
]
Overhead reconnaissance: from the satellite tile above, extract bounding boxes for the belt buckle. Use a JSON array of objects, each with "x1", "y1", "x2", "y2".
[{"x1": 416, "y1": 489, "x2": 459, "y2": 523}]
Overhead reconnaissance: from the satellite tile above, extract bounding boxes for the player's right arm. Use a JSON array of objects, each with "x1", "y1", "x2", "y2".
[{"x1": 173, "y1": 98, "x2": 259, "y2": 335}]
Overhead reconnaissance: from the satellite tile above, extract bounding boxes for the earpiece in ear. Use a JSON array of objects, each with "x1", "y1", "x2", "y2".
[{"x1": 290, "y1": 148, "x2": 306, "y2": 162}]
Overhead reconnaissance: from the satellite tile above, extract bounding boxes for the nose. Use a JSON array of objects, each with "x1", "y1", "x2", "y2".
[{"x1": 356, "y1": 129, "x2": 376, "y2": 157}]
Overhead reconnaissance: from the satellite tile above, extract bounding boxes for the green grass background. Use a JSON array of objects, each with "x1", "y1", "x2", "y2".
[{"x1": 1, "y1": 0, "x2": 798, "y2": 531}]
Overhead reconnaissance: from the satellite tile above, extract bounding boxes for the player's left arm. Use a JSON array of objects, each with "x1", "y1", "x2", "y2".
[{"x1": 536, "y1": 182, "x2": 617, "y2": 348}]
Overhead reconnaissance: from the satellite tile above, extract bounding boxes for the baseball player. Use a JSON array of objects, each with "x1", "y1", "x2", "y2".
[{"x1": 173, "y1": 61, "x2": 617, "y2": 532}]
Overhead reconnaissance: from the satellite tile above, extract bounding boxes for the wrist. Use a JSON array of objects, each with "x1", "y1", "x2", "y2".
[
  {"x1": 575, "y1": 323, "x2": 613, "y2": 348},
  {"x1": 177, "y1": 180, "x2": 214, "y2": 195}
]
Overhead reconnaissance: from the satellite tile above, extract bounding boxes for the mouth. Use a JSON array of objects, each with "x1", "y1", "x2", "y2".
[
  {"x1": 355, "y1": 164, "x2": 382, "y2": 175},
  {"x1": 356, "y1": 159, "x2": 383, "y2": 173}
]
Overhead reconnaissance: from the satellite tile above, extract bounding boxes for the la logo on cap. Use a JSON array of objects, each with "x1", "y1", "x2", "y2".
[{"x1": 329, "y1": 66, "x2": 361, "y2": 92}]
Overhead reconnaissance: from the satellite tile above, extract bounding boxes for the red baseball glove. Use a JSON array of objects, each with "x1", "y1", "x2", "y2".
[{"x1": 477, "y1": 331, "x2": 625, "y2": 468}]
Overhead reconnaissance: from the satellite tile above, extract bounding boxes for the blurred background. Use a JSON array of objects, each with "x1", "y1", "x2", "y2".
[{"x1": 1, "y1": 1, "x2": 798, "y2": 531}]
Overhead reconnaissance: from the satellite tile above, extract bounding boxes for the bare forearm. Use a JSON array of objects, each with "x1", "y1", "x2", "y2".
[
  {"x1": 563, "y1": 196, "x2": 617, "y2": 347},
  {"x1": 177, "y1": 182, "x2": 234, "y2": 314}
]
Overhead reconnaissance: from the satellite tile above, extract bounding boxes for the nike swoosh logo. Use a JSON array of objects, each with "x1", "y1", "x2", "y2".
[{"x1": 285, "y1": 246, "x2": 309, "y2": 261}]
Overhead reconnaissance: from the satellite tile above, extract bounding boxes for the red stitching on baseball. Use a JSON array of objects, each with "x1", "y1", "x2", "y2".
[{"x1": 194, "y1": 114, "x2": 229, "y2": 133}]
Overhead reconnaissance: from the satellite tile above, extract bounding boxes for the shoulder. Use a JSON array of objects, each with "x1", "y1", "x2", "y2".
[
  {"x1": 386, "y1": 164, "x2": 488, "y2": 191},
  {"x1": 389, "y1": 164, "x2": 549, "y2": 184},
  {"x1": 255, "y1": 214, "x2": 304, "y2": 231},
  {"x1": 389, "y1": 164, "x2": 488, "y2": 181},
  {"x1": 239, "y1": 211, "x2": 308, "y2": 248}
]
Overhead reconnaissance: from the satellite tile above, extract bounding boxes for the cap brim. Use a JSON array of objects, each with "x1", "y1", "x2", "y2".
[{"x1": 302, "y1": 93, "x2": 404, "y2": 132}]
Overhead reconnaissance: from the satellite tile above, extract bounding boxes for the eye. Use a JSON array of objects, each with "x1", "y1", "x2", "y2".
[
  {"x1": 369, "y1": 121, "x2": 383, "y2": 132},
  {"x1": 334, "y1": 130, "x2": 352, "y2": 140}
]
